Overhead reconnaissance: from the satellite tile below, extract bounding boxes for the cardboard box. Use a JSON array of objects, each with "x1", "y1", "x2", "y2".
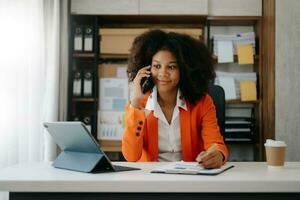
[
  {"x1": 163, "y1": 28, "x2": 203, "y2": 39},
  {"x1": 99, "y1": 28, "x2": 203, "y2": 55},
  {"x1": 98, "y1": 63, "x2": 128, "y2": 78},
  {"x1": 99, "y1": 28, "x2": 148, "y2": 55}
]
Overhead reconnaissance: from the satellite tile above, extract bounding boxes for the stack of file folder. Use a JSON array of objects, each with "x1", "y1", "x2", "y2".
[
  {"x1": 215, "y1": 71, "x2": 257, "y2": 100},
  {"x1": 224, "y1": 106, "x2": 256, "y2": 142},
  {"x1": 213, "y1": 32, "x2": 256, "y2": 56},
  {"x1": 224, "y1": 117, "x2": 255, "y2": 142}
]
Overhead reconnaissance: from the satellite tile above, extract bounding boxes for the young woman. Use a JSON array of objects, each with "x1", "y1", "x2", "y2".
[{"x1": 122, "y1": 29, "x2": 228, "y2": 169}]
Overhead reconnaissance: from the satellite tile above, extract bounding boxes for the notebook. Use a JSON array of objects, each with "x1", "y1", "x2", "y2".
[
  {"x1": 44, "y1": 121, "x2": 140, "y2": 173},
  {"x1": 151, "y1": 162, "x2": 234, "y2": 175}
]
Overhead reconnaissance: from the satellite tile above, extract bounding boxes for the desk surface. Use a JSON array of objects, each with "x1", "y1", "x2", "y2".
[{"x1": 1, "y1": 162, "x2": 300, "y2": 193}]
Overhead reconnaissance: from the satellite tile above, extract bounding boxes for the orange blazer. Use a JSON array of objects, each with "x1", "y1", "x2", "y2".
[{"x1": 122, "y1": 93, "x2": 228, "y2": 162}]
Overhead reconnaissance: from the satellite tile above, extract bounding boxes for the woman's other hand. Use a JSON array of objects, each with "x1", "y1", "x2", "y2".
[{"x1": 196, "y1": 150, "x2": 224, "y2": 169}]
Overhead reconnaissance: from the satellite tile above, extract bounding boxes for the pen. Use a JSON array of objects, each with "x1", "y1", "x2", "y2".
[{"x1": 196, "y1": 143, "x2": 218, "y2": 163}]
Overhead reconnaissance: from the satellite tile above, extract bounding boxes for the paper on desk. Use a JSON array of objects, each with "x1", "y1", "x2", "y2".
[{"x1": 151, "y1": 162, "x2": 234, "y2": 175}]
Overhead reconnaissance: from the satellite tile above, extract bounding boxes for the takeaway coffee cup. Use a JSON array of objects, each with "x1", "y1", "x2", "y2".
[{"x1": 264, "y1": 139, "x2": 287, "y2": 167}]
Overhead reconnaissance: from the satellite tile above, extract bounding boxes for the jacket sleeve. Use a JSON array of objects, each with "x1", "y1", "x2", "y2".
[
  {"x1": 200, "y1": 95, "x2": 229, "y2": 162},
  {"x1": 122, "y1": 103, "x2": 147, "y2": 161}
]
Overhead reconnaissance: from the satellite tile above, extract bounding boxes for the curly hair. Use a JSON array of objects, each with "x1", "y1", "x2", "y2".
[{"x1": 127, "y1": 29, "x2": 215, "y2": 105}]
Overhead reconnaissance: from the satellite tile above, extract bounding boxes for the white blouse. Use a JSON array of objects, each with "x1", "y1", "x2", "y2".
[{"x1": 145, "y1": 86, "x2": 187, "y2": 161}]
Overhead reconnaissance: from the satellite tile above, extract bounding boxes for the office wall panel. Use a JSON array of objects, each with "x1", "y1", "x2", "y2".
[{"x1": 275, "y1": 0, "x2": 300, "y2": 161}]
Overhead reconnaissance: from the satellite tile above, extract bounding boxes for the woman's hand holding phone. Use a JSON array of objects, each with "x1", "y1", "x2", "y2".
[{"x1": 131, "y1": 65, "x2": 151, "y2": 108}]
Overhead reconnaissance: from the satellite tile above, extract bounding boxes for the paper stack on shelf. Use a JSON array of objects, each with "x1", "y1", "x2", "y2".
[
  {"x1": 224, "y1": 105, "x2": 255, "y2": 142},
  {"x1": 240, "y1": 80, "x2": 257, "y2": 101},
  {"x1": 97, "y1": 110, "x2": 125, "y2": 141},
  {"x1": 237, "y1": 44, "x2": 254, "y2": 64},
  {"x1": 213, "y1": 32, "x2": 256, "y2": 56},
  {"x1": 217, "y1": 40, "x2": 234, "y2": 63},
  {"x1": 225, "y1": 117, "x2": 255, "y2": 141},
  {"x1": 215, "y1": 71, "x2": 257, "y2": 100},
  {"x1": 98, "y1": 63, "x2": 129, "y2": 141}
]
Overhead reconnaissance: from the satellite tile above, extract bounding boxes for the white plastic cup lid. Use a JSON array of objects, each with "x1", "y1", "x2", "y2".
[{"x1": 264, "y1": 139, "x2": 287, "y2": 147}]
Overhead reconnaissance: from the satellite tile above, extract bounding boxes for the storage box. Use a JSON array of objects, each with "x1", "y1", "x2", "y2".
[
  {"x1": 98, "y1": 63, "x2": 128, "y2": 78},
  {"x1": 99, "y1": 28, "x2": 148, "y2": 55},
  {"x1": 99, "y1": 28, "x2": 203, "y2": 55}
]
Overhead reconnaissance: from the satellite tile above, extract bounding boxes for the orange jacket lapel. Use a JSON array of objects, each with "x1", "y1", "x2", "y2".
[
  {"x1": 179, "y1": 104, "x2": 193, "y2": 161},
  {"x1": 147, "y1": 112, "x2": 158, "y2": 161}
]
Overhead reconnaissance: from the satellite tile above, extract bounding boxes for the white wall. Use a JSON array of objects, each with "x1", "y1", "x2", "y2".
[{"x1": 275, "y1": 0, "x2": 300, "y2": 161}]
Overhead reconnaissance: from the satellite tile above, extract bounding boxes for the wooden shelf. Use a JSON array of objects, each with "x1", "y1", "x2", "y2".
[
  {"x1": 207, "y1": 16, "x2": 261, "y2": 26},
  {"x1": 72, "y1": 98, "x2": 96, "y2": 102},
  {"x1": 100, "y1": 54, "x2": 129, "y2": 59},
  {"x1": 225, "y1": 139, "x2": 257, "y2": 144},
  {"x1": 98, "y1": 140, "x2": 122, "y2": 152},
  {"x1": 98, "y1": 15, "x2": 206, "y2": 28},
  {"x1": 226, "y1": 99, "x2": 260, "y2": 104},
  {"x1": 73, "y1": 53, "x2": 95, "y2": 58},
  {"x1": 213, "y1": 55, "x2": 259, "y2": 63}
]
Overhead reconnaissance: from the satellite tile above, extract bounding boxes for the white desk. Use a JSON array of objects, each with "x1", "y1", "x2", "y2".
[{"x1": 1, "y1": 162, "x2": 300, "y2": 200}]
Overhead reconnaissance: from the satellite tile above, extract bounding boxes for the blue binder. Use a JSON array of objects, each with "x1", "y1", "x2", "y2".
[{"x1": 44, "y1": 122, "x2": 139, "y2": 173}]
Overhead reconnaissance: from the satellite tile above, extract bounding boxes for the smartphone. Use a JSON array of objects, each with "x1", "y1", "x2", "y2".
[{"x1": 140, "y1": 68, "x2": 153, "y2": 93}]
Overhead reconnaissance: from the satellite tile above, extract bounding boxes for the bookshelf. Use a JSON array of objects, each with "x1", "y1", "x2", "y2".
[
  {"x1": 68, "y1": 15, "x2": 99, "y2": 139},
  {"x1": 68, "y1": 15, "x2": 205, "y2": 160},
  {"x1": 68, "y1": 14, "x2": 272, "y2": 161},
  {"x1": 206, "y1": 16, "x2": 262, "y2": 161}
]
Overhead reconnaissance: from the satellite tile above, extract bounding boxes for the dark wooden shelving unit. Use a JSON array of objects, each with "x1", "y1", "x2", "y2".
[
  {"x1": 207, "y1": 16, "x2": 263, "y2": 161},
  {"x1": 67, "y1": 12, "x2": 274, "y2": 161}
]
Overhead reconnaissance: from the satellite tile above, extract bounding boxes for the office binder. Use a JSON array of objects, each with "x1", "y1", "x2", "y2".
[
  {"x1": 83, "y1": 116, "x2": 92, "y2": 133},
  {"x1": 83, "y1": 71, "x2": 93, "y2": 96},
  {"x1": 73, "y1": 71, "x2": 82, "y2": 96},
  {"x1": 84, "y1": 26, "x2": 93, "y2": 52},
  {"x1": 74, "y1": 26, "x2": 83, "y2": 51}
]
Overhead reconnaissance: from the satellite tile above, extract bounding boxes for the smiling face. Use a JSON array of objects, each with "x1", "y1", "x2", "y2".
[{"x1": 150, "y1": 50, "x2": 180, "y2": 94}]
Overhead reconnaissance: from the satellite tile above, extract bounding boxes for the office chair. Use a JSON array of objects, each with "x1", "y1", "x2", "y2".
[{"x1": 208, "y1": 84, "x2": 225, "y2": 136}]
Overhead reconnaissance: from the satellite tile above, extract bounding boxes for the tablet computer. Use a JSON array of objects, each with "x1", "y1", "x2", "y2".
[{"x1": 44, "y1": 121, "x2": 139, "y2": 173}]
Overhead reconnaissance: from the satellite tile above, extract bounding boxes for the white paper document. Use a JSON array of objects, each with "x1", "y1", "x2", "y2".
[
  {"x1": 97, "y1": 111, "x2": 125, "y2": 140},
  {"x1": 99, "y1": 78, "x2": 129, "y2": 111},
  {"x1": 213, "y1": 32, "x2": 256, "y2": 55},
  {"x1": 116, "y1": 67, "x2": 128, "y2": 78},
  {"x1": 217, "y1": 41, "x2": 234, "y2": 63},
  {"x1": 215, "y1": 71, "x2": 257, "y2": 99},
  {"x1": 226, "y1": 105, "x2": 253, "y2": 118},
  {"x1": 151, "y1": 162, "x2": 234, "y2": 175},
  {"x1": 218, "y1": 77, "x2": 237, "y2": 100}
]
